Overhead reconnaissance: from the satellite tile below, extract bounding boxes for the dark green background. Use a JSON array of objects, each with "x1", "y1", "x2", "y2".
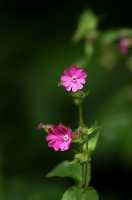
[{"x1": 0, "y1": 1, "x2": 132, "y2": 199}]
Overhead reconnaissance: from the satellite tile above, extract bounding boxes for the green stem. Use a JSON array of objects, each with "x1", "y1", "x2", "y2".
[
  {"x1": 79, "y1": 103, "x2": 83, "y2": 126},
  {"x1": 78, "y1": 103, "x2": 85, "y2": 187},
  {"x1": 84, "y1": 141, "x2": 88, "y2": 189},
  {"x1": 80, "y1": 144, "x2": 85, "y2": 187}
]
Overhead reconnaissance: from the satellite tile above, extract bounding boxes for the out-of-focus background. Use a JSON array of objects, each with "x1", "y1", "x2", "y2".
[{"x1": 0, "y1": 0, "x2": 132, "y2": 199}]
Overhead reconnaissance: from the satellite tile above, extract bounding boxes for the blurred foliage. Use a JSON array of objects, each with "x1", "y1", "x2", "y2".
[{"x1": 0, "y1": 2, "x2": 132, "y2": 200}]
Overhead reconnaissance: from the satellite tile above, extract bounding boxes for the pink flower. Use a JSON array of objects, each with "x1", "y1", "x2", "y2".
[
  {"x1": 46, "y1": 124, "x2": 72, "y2": 151},
  {"x1": 60, "y1": 65, "x2": 87, "y2": 92},
  {"x1": 119, "y1": 37, "x2": 129, "y2": 55}
]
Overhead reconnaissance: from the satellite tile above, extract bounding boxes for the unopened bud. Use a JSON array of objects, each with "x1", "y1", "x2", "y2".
[
  {"x1": 75, "y1": 153, "x2": 91, "y2": 165},
  {"x1": 72, "y1": 132, "x2": 81, "y2": 140},
  {"x1": 37, "y1": 123, "x2": 44, "y2": 130},
  {"x1": 77, "y1": 126, "x2": 88, "y2": 134},
  {"x1": 37, "y1": 123, "x2": 53, "y2": 133}
]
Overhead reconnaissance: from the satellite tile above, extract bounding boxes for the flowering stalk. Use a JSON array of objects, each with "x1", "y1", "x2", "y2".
[{"x1": 38, "y1": 65, "x2": 99, "y2": 199}]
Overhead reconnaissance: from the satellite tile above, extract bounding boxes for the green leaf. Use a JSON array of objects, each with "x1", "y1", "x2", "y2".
[
  {"x1": 81, "y1": 187, "x2": 99, "y2": 200},
  {"x1": 73, "y1": 11, "x2": 98, "y2": 42},
  {"x1": 61, "y1": 186, "x2": 99, "y2": 200},
  {"x1": 99, "y1": 28, "x2": 132, "y2": 45},
  {"x1": 46, "y1": 161, "x2": 91, "y2": 187},
  {"x1": 46, "y1": 161, "x2": 81, "y2": 186},
  {"x1": 83, "y1": 131, "x2": 99, "y2": 152},
  {"x1": 88, "y1": 123, "x2": 101, "y2": 135},
  {"x1": 61, "y1": 186, "x2": 81, "y2": 200}
]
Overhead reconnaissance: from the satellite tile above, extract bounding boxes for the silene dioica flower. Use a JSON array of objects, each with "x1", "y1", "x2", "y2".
[
  {"x1": 46, "y1": 124, "x2": 72, "y2": 151},
  {"x1": 60, "y1": 65, "x2": 87, "y2": 92}
]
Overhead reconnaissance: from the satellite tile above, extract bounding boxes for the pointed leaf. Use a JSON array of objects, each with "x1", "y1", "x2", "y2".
[
  {"x1": 61, "y1": 186, "x2": 81, "y2": 200},
  {"x1": 81, "y1": 187, "x2": 99, "y2": 200},
  {"x1": 83, "y1": 131, "x2": 99, "y2": 152},
  {"x1": 46, "y1": 161, "x2": 91, "y2": 187},
  {"x1": 61, "y1": 186, "x2": 99, "y2": 200},
  {"x1": 88, "y1": 124, "x2": 101, "y2": 135}
]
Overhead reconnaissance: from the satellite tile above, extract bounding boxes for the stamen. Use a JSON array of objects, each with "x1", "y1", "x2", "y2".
[
  {"x1": 72, "y1": 76, "x2": 77, "y2": 82},
  {"x1": 63, "y1": 135, "x2": 69, "y2": 141}
]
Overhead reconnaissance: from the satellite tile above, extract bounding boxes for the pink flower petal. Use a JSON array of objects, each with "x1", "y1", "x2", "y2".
[
  {"x1": 71, "y1": 83, "x2": 78, "y2": 92},
  {"x1": 46, "y1": 134, "x2": 57, "y2": 141},
  {"x1": 77, "y1": 72, "x2": 87, "y2": 79},
  {"x1": 60, "y1": 76, "x2": 71, "y2": 81},
  {"x1": 77, "y1": 78, "x2": 86, "y2": 84},
  {"x1": 75, "y1": 68, "x2": 83, "y2": 76},
  {"x1": 54, "y1": 133, "x2": 64, "y2": 137},
  {"x1": 48, "y1": 127, "x2": 55, "y2": 134},
  {"x1": 62, "y1": 80, "x2": 71, "y2": 87},
  {"x1": 58, "y1": 124, "x2": 63, "y2": 128},
  {"x1": 77, "y1": 83, "x2": 83, "y2": 90},
  {"x1": 70, "y1": 65, "x2": 77, "y2": 75},
  {"x1": 52, "y1": 126, "x2": 61, "y2": 134},
  {"x1": 60, "y1": 141, "x2": 68, "y2": 151},
  {"x1": 59, "y1": 126, "x2": 68, "y2": 134},
  {"x1": 53, "y1": 141, "x2": 61, "y2": 151},
  {"x1": 66, "y1": 83, "x2": 72, "y2": 91},
  {"x1": 64, "y1": 68, "x2": 72, "y2": 77},
  {"x1": 67, "y1": 127, "x2": 72, "y2": 137},
  {"x1": 48, "y1": 140, "x2": 56, "y2": 147}
]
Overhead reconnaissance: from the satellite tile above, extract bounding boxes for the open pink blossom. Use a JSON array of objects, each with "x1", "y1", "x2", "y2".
[
  {"x1": 46, "y1": 124, "x2": 72, "y2": 151},
  {"x1": 119, "y1": 37, "x2": 129, "y2": 55},
  {"x1": 60, "y1": 65, "x2": 87, "y2": 92}
]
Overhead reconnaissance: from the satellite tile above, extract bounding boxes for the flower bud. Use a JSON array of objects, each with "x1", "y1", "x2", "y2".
[
  {"x1": 37, "y1": 123, "x2": 53, "y2": 133},
  {"x1": 75, "y1": 153, "x2": 91, "y2": 165},
  {"x1": 72, "y1": 132, "x2": 81, "y2": 140},
  {"x1": 71, "y1": 90, "x2": 89, "y2": 100},
  {"x1": 37, "y1": 123, "x2": 44, "y2": 130},
  {"x1": 77, "y1": 126, "x2": 88, "y2": 134}
]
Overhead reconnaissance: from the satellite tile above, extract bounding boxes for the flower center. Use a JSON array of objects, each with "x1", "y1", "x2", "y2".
[
  {"x1": 63, "y1": 134, "x2": 69, "y2": 141},
  {"x1": 72, "y1": 76, "x2": 77, "y2": 82}
]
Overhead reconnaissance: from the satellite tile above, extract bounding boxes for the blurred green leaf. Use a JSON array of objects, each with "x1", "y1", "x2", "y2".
[
  {"x1": 84, "y1": 42, "x2": 94, "y2": 56},
  {"x1": 83, "y1": 131, "x2": 99, "y2": 152},
  {"x1": 99, "y1": 29, "x2": 132, "y2": 44},
  {"x1": 73, "y1": 11, "x2": 98, "y2": 42},
  {"x1": 61, "y1": 186, "x2": 99, "y2": 200}
]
